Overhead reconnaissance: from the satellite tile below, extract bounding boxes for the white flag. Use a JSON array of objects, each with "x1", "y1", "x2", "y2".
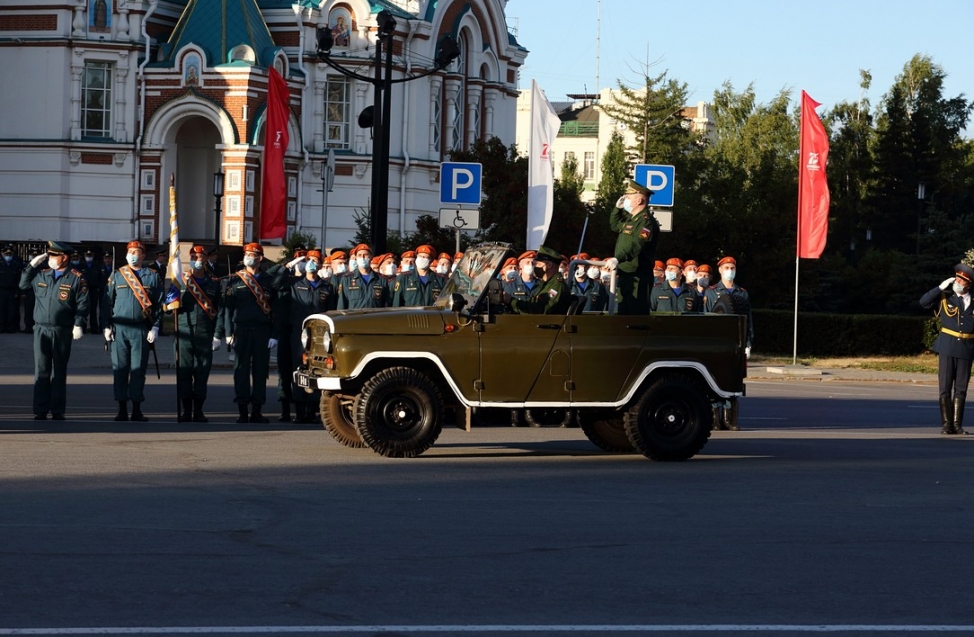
[{"x1": 526, "y1": 80, "x2": 561, "y2": 251}]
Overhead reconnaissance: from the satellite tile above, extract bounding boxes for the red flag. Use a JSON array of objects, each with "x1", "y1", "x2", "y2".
[
  {"x1": 259, "y1": 68, "x2": 290, "y2": 241},
  {"x1": 797, "y1": 90, "x2": 830, "y2": 259}
]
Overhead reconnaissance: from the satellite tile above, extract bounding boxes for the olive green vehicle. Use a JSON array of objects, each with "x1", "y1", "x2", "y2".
[{"x1": 294, "y1": 243, "x2": 747, "y2": 460}]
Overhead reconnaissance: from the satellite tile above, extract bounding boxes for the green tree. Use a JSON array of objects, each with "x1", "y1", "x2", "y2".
[{"x1": 449, "y1": 136, "x2": 528, "y2": 246}]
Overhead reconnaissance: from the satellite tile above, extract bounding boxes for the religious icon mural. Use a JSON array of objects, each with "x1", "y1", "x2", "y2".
[
  {"x1": 89, "y1": 0, "x2": 112, "y2": 34},
  {"x1": 329, "y1": 8, "x2": 351, "y2": 48},
  {"x1": 183, "y1": 54, "x2": 201, "y2": 87}
]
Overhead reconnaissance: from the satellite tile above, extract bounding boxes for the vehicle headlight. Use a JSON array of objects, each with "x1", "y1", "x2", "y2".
[
  {"x1": 323, "y1": 330, "x2": 333, "y2": 354},
  {"x1": 300, "y1": 328, "x2": 309, "y2": 349}
]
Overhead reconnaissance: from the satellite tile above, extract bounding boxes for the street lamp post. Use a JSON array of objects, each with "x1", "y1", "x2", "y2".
[
  {"x1": 316, "y1": 12, "x2": 459, "y2": 254},
  {"x1": 213, "y1": 172, "x2": 225, "y2": 247},
  {"x1": 916, "y1": 182, "x2": 926, "y2": 258},
  {"x1": 319, "y1": 149, "x2": 335, "y2": 249}
]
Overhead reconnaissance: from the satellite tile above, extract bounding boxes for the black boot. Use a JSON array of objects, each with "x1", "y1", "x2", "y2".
[
  {"x1": 279, "y1": 399, "x2": 292, "y2": 423},
  {"x1": 178, "y1": 398, "x2": 192, "y2": 423},
  {"x1": 192, "y1": 398, "x2": 208, "y2": 423},
  {"x1": 250, "y1": 404, "x2": 269, "y2": 424},
  {"x1": 236, "y1": 403, "x2": 249, "y2": 424},
  {"x1": 940, "y1": 395, "x2": 955, "y2": 435},
  {"x1": 953, "y1": 397, "x2": 968, "y2": 436},
  {"x1": 130, "y1": 402, "x2": 148, "y2": 422},
  {"x1": 115, "y1": 400, "x2": 128, "y2": 422}
]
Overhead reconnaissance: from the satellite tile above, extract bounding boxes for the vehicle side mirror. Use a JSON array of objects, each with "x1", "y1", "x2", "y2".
[{"x1": 448, "y1": 293, "x2": 467, "y2": 314}]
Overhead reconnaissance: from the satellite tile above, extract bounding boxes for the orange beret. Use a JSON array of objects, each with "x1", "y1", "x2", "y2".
[
  {"x1": 454, "y1": 252, "x2": 464, "y2": 261},
  {"x1": 352, "y1": 243, "x2": 371, "y2": 255},
  {"x1": 438, "y1": 252, "x2": 453, "y2": 261},
  {"x1": 415, "y1": 245, "x2": 435, "y2": 257},
  {"x1": 126, "y1": 240, "x2": 146, "y2": 252},
  {"x1": 323, "y1": 254, "x2": 332, "y2": 264},
  {"x1": 189, "y1": 245, "x2": 206, "y2": 256},
  {"x1": 571, "y1": 253, "x2": 590, "y2": 261},
  {"x1": 243, "y1": 243, "x2": 263, "y2": 254},
  {"x1": 329, "y1": 250, "x2": 346, "y2": 260},
  {"x1": 717, "y1": 256, "x2": 737, "y2": 268},
  {"x1": 653, "y1": 260, "x2": 665, "y2": 270},
  {"x1": 370, "y1": 255, "x2": 382, "y2": 266},
  {"x1": 697, "y1": 264, "x2": 712, "y2": 275},
  {"x1": 518, "y1": 250, "x2": 537, "y2": 262},
  {"x1": 683, "y1": 259, "x2": 698, "y2": 268},
  {"x1": 401, "y1": 250, "x2": 416, "y2": 259},
  {"x1": 666, "y1": 258, "x2": 683, "y2": 269},
  {"x1": 380, "y1": 253, "x2": 396, "y2": 264},
  {"x1": 307, "y1": 249, "x2": 323, "y2": 260},
  {"x1": 503, "y1": 257, "x2": 518, "y2": 268}
]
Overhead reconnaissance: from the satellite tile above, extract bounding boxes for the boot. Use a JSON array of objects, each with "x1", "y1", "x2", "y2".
[
  {"x1": 236, "y1": 403, "x2": 249, "y2": 424},
  {"x1": 178, "y1": 398, "x2": 192, "y2": 423},
  {"x1": 279, "y1": 399, "x2": 292, "y2": 423},
  {"x1": 250, "y1": 404, "x2": 269, "y2": 424},
  {"x1": 940, "y1": 395, "x2": 955, "y2": 435},
  {"x1": 130, "y1": 402, "x2": 149, "y2": 422},
  {"x1": 953, "y1": 397, "x2": 968, "y2": 436},
  {"x1": 192, "y1": 399, "x2": 208, "y2": 423},
  {"x1": 115, "y1": 400, "x2": 128, "y2": 422},
  {"x1": 298, "y1": 402, "x2": 315, "y2": 424}
]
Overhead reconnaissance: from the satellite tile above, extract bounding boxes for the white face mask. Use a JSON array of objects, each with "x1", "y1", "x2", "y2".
[
  {"x1": 243, "y1": 256, "x2": 257, "y2": 268},
  {"x1": 665, "y1": 270, "x2": 678, "y2": 282},
  {"x1": 575, "y1": 266, "x2": 587, "y2": 279},
  {"x1": 381, "y1": 264, "x2": 395, "y2": 276},
  {"x1": 320, "y1": 267, "x2": 332, "y2": 279},
  {"x1": 953, "y1": 282, "x2": 968, "y2": 296},
  {"x1": 401, "y1": 263, "x2": 413, "y2": 273},
  {"x1": 435, "y1": 264, "x2": 448, "y2": 275},
  {"x1": 125, "y1": 253, "x2": 140, "y2": 267},
  {"x1": 504, "y1": 270, "x2": 516, "y2": 281},
  {"x1": 587, "y1": 266, "x2": 601, "y2": 280},
  {"x1": 415, "y1": 256, "x2": 430, "y2": 270},
  {"x1": 622, "y1": 198, "x2": 633, "y2": 213},
  {"x1": 520, "y1": 263, "x2": 534, "y2": 276},
  {"x1": 333, "y1": 262, "x2": 347, "y2": 274},
  {"x1": 357, "y1": 257, "x2": 371, "y2": 272},
  {"x1": 722, "y1": 268, "x2": 736, "y2": 282},
  {"x1": 48, "y1": 258, "x2": 61, "y2": 270},
  {"x1": 190, "y1": 259, "x2": 204, "y2": 271},
  {"x1": 306, "y1": 261, "x2": 319, "y2": 273},
  {"x1": 685, "y1": 271, "x2": 696, "y2": 283}
]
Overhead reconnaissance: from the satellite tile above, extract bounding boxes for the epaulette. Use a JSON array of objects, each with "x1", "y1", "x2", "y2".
[{"x1": 69, "y1": 268, "x2": 84, "y2": 277}]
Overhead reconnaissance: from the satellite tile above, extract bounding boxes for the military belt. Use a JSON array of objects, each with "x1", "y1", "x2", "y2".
[{"x1": 941, "y1": 327, "x2": 974, "y2": 339}]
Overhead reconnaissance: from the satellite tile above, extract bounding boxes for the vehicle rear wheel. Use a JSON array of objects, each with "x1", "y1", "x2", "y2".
[
  {"x1": 354, "y1": 367, "x2": 444, "y2": 458},
  {"x1": 321, "y1": 392, "x2": 367, "y2": 448},
  {"x1": 524, "y1": 408, "x2": 574, "y2": 428},
  {"x1": 578, "y1": 410, "x2": 634, "y2": 452},
  {"x1": 624, "y1": 375, "x2": 712, "y2": 461}
]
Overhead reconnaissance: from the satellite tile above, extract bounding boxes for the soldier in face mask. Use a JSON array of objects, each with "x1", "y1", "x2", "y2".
[
  {"x1": 705, "y1": 256, "x2": 754, "y2": 358},
  {"x1": 336, "y1": 244, "x2": 389, "y2": 310},
  {"x1": 378, "y1": 253, "x2": 398, "y2": 280},
  {"x1": 392, "y1": 244, "x2": 443, "y2": 307},
  {"x1": 503, "y1": 250, "x2": 538, "y2": 303},
  {"x1": 920, "y1": 263, "x2": 974, "y2": 435},
  {"x1": 694, "y1": 264, "x2": 713, "y2": 308},
  {"x1": 329, "y1": 251, "x2": 348, "y2": 278},
  {"x1": 399, "y1": 250, "x2": 416, "y2": 274},
  {"x1": 569, "y1": 253, "x2": 607, "y2": 312},
  {"x1": 651, "y1": 258, "x2": 699, "y2": 313},
  {"x1": 499, "y1": 257, "x2": 518, "y2": 284}
]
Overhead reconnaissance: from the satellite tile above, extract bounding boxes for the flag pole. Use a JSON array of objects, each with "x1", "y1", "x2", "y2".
[
  {"x1": 793, "y1": 96, "x2": 807, "y2": 366},
  {"x1": 169, "y1": 174, "x2": 181, "y2": 422}
]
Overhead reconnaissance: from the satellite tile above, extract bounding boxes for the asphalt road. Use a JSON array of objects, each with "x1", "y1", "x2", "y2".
[{"x1": 1, "y1": 335, "x2": 973, "y2": 636}]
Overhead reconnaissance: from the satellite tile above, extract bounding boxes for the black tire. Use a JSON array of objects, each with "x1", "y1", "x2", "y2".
[
  {"x1": 624, "y1": 375, "x2": 712, "y2": 461},
  {"x1": 524, "y1": 408, "x2": 574, "y2": 428},
  {"x1": 354, "y1": 367, "x2": 444, "y2": 458},
  {"x1": 578, "y1": 410, "x2": 634, "y2": 453},
  {"x1": 321, "y1": 392, "x2": 367, "y2": 448}
]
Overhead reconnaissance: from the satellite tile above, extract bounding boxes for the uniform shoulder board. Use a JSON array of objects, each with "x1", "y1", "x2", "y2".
[
  {"x1": 70, "y1": 268, "x2": 83, "y2": 277},
  {"x1": 736, "y1": 285, "x2": 747, "y2": 292}
]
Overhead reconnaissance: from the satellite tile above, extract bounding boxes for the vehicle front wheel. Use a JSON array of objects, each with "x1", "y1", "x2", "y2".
[
  {"x1": 624, "y1": 375, "x2": 712, "y2": 461},
  {"x1": 354, "y1": 367, "x2": 444, "y2": 458},
  {"x1": 578, "y1": 410, "x2": 634, "y2": 452},
  {"x1": 321, "y1": 392, "x2": 367, "y2": 449}
]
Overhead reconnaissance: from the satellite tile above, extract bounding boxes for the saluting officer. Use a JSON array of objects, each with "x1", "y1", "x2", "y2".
[
  {"x1": 920, "y1": 263, "x2": 974, "y2": 435},
  {"x1": 102, "y1": 240, "x2": 164, "y2": 422},
  {"x1": 610, "y1": 180, "x2": 661, "y2": 315},
  {"x1": 19, "y1": 241, "x2": 89, "y2": 420},
  {"x1": 392, "y1": 244, "x2": 444, "y2": 307},
  {"x1": 173, "y1": 245, "x2": 224, "y2": 423},
  {"x1": 651, "y1": 258, "x2": 700, "y2": 312},
  {"x1": 503, "y1": 245, "x2": 572, "y2": 315},
  {"x1": 286, "y1": 249, "x2": 336, "y2": 423},
  {"x1": 222, "y1": 243, "x2": 285, "y2": 424},
  {"x1": 336, "y1": 244, "x2": 389, "y2": 309},
  {"x1": 272, "y1": 249, "x2": 311, "y2": 423}
]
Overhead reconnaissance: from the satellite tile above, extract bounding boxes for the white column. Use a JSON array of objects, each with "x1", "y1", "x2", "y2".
[
  {"x1": 70, "y1": 57, "x2": 83, "y2": 140},
  {"x1": 354, "y1": 81, "x2": 369, "y2": 155},
  {"x1": 313, "y1": 68, "x2": 326, "y2": 152},
  {"x1": 466, "y1": 82, "x2": 483, "y2": 147},
  {"x1": 428, "y1": 75, "x2": 442, "y2": 154},
  {"x1": 483, "y1": 86, "x2": 499, "y2": 138},
  {"x1": 114, "y1": 59, "x2": 129, "y2": 141},
  {"x1": 443, "y1": 76, "x2": 460, "y2": 154}
]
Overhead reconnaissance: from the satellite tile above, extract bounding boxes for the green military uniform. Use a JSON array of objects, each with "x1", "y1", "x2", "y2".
[
  {"x1": 392, "y1": 270, "x2": 444, "y2": 306},
  {"x1": 286, "y1": 275, "x2": 336, "y2": 422},
  {"x1": 337, "y1": 270, "x2": 389, "y2": 309},
  {"x1": 19, "y1": 242, "x2": 90, "y2": 419},
  {"x1": 80, "y1": 252, "x2": 106, "y2": 332},
  {"x1": 650, "y1": 281, "x2": 701, "y2": 312},
  {"x1": 103, "y1": 262, "x2": 164, "y2": 416},
  {"x1": 174, "y1": 268, "x2": 224, "y2": 421},
  {"x1": 221, "y1": 266, "x2": 285, "y2": 421},
  {"x1": 510, "y1": 275, "x2": 572, "y2": 315},
  {"x1": 610, "y1": 181, "x2": 661, "y2": 315}
]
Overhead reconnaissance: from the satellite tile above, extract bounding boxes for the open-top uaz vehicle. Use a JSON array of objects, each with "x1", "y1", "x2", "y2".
[{"x1": 294, "y1": 242, "x2": 747, "y2": 460}]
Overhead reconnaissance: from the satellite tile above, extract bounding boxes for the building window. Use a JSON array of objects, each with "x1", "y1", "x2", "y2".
[
  {"x1": 82, "y1": 61, "x2": 112, "y2": 138},
  {"x1": 583, "y1": 151, "x2": 595, "y2": 180},
  {"x1": 324, "y1": 75, "x2": 350, "y2": 150}
]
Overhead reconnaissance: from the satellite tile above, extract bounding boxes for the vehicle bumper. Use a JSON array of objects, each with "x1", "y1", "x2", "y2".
[{"x1": 293, "y1": 369, "x2": 342, "y2": 392}]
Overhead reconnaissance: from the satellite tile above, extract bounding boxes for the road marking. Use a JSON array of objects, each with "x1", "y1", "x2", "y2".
[{"x1": 3, "y1": 626, "x2": 974, "y2": 634}]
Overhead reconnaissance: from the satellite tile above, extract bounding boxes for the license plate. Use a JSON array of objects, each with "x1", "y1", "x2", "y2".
[{"x1": 297, "y1": 373, "x2": 310, "y2": 388}]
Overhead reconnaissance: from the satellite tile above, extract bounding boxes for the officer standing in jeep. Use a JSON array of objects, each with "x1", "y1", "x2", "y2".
[
  {"x1": 610, "y1": 180, "x2": 660, "y2": 315},
  {"x1": 502, "y1": 245, "x2": 572, "y2": 315}
]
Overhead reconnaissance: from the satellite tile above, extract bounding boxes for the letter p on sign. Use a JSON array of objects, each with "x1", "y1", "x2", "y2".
[{"x1": 440, "y1": 162, "x2": 483, "y2": 206}]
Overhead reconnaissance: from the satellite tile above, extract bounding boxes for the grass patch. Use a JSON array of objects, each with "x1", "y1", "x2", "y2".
[{"x1": 754, "y1": 353, "x2": 938, "y2": 373}]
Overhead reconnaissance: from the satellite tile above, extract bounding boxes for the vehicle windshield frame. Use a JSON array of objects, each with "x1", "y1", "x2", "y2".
[{"x1": 433, "y1": 243, "x2": 511, "y2": 312}]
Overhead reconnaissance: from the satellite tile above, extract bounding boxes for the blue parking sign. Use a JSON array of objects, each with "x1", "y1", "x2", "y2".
[
  {"x1": 634, "y1": 164, "x2": 676, "y2": 207},
  {"x1": 440, "y1": 162, "x2": 483, "y2": 205}
]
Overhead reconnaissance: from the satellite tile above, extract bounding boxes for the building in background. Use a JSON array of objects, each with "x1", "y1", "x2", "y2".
[{"x1": 0, "y1": 0, "x2": 527, "y2": 249}]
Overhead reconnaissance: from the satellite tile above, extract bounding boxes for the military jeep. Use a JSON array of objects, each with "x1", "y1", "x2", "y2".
[{"x1": 294, "y1": 242, "x2": 747, "y2": 460}]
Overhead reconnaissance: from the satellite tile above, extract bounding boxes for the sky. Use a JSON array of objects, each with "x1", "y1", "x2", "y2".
[{"x1": 509, "y1": 0, "x2": 974, "y2": 136}]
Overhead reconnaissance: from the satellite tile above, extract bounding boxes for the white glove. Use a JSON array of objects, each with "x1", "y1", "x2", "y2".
[
  {"x1": 103, "y1": 327, "x2": 114, "y2": 342},
  {"x1": 286, "y1": 256, "x2": 307, "y2": 269},
  {"x1": 605, "y1": 257, "x2": 619, "y2": 270},
  {"x1": 745, "y1": 346, "x2": 751, "y2": 359},
  {"x1": 226, "y1": 335, "x2": 235, "y2": 347},
  {"x1": 72, "y1": 325, "x2": 83, "y2": 340},
  {"x1": 29, "y1": 252, "x2": 48, "y2": 268},
  {"x1": 268, "y1": 338, "x2": 278, "y2": 349},
  {"x1": 941, "y1": 277, "x2": 955, "y2": 290},
  {"x1": 212, "y1": 337, "x2": 221, "y2": 351},
  {"x1": 615, "y1": 195, "x2": 627, "y2": 209},
  {"x1": 147, "y1": 326, "x2": 159, "y2": 344}
]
